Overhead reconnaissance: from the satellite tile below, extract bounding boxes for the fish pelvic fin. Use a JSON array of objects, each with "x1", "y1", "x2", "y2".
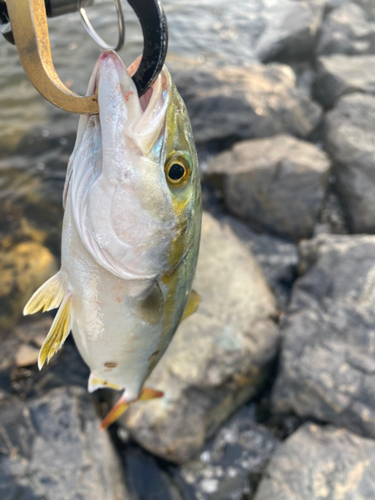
[
  {"x1": 23, "y1": 271, "x2": 65, "y2": 315},
  {"x1": 38, "y1": 292, "x2": 72, "y2": 370},
  {"x1": 88, "y1": 374, "x2": 122, "y2": 393},
  {"x1": 101, "y1": 387, "x2": 164, "y2": 430},
  {"x1": 182, "y1": 290, "x2": 201, "y2": 321}
]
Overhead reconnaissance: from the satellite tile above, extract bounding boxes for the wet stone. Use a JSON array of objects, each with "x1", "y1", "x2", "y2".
[
  {"x1": 324, "y1": 92, "x2": 375, "y2": 233},
  {"x1": 172, "y1": 65, "x2": 322, "y2": 149},
  {"x1": 205, "y1": 135, "x2": 330, "y2": 241},
  {"x1": 314, "y1": 54, "x2": 375, "y2": 108},
  {"x1": 272, "y1": 233, "x2": 375, "y2": 440},
  {"x1": 0, "y1": 386, "x2": 130, "y2": 500},
  {"x1": 254, "y1": 423, "x2": 375, "y2": 500},
  {"x1": 174, "y1": 404, "x2": 279, "y2": 500},
  {"x1": 0, "y1": 241, "x2": 58, "y2": 329},
  {"x1": 316, "y1": 3, "x2": 375, "y2": 56}
]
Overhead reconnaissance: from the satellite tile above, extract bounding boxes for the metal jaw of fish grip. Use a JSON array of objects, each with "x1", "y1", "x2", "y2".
[{"x1": 3, "y1": 0, "x2": 168, "y2": 114}]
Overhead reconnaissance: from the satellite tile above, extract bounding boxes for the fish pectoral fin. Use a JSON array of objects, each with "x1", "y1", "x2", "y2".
[
  {"x1": 132, "y1": 281, "x2": 164, "y2": 326},
  {"x1": 88, "y1": 374, "x2": 122, "y2": 393},
  {"x1": 101, "y1": 387, "x2": 164, "y2": 430},
  {"x1": 182, "y1": 290, "x2": 201, "y2": 321},
  {"x1": 38, "y1": 292, "x2": 72, "y2": 370},
  {"x1": 23, "y1": 271, "x2": 65, "y2": 315}
]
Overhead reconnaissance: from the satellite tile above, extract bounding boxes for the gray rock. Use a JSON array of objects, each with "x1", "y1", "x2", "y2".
[
  {"x1": 255, "y1": 0, "x2": 323, "y2": 62},
  {"x1": 0, "y1": 387, "x2": 130, "y2": 500},
  {"x1": 272, "y1": 233, "x2": 375, "y2": 440},
  {"x1": 225, "y1": 216, "x2": 298, "y2": 310},
  {"x1": 325, "y1": 92, "x2": 375, "y2": 233},
  {"x1": 314, "y1": 54, "x2": 375, "y2": 107},
  {"x1": 122, "y1": 212, "x2": 279, "y2": 464},
  {"x1": 254, "y1": 423, "x2": 375, "y2": 500},
  {"x1": 205, "y1": 135, "x2": 330, "y2": 241},
  {"x1": 175, "y1": 404, "x2": 279, "y2": 500},
  {"x1": 173, "y1": 65, "x2": 322, "y2": 146},
  {"x1": 316, "y1": 3, "x2": 375, "y2": 56}
]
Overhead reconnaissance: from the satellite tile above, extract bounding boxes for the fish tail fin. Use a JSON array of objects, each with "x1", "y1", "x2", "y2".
[
  {"x1": 23, "y1": 271, "x2": 65, "y2": 315},
  {"x1": 38, "y1": 292, "x2": 73, "y2": 370},
  {"x1": 101, "y1": 387, "x2": 164, "y2": 430}
]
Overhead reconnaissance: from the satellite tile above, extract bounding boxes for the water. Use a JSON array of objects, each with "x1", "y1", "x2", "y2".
[{"x1": 0, "y1": 0, "x2": 262, "y2": 244}]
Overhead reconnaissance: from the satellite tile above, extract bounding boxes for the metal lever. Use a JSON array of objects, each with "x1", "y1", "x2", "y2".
[{"x1": 4, "y1": 0, "x2": 168, "y2": 113}]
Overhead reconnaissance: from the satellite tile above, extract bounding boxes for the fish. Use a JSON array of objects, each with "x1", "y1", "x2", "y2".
[{"x1": 23, "y1": 50, "x2": 202, "y2": 429}]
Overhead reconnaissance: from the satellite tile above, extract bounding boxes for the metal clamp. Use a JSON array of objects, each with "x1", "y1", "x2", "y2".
[{"x1": 4, "y1": 0, "x2": 168, "y2": 113}]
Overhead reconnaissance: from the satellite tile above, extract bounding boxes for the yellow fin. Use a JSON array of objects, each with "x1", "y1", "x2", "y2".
[
  {"x1": 182, "y1": 290, "x2": 201, "y2": 321},
  {"x1": 88, "y1": 374, "x2": 122, "y2": 393},
  {"x1": 101, "y1": 388, "x2": 164, "y2": 430},
  {"x1": 38, "y1": 292, "x2": 72, "y2": 370},
  {"x1": 23, "y1": 271, "x2": 65, "y2": 315}
]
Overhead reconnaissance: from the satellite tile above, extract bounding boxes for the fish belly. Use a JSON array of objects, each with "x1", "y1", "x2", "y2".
[{"x1": 61, "y1": 196, "x2": 163, "y2": 400}]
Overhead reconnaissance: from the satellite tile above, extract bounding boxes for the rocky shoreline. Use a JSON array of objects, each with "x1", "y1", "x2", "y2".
[{"x1": 2, "y1": 0, "x2": 375, "y2": 498}]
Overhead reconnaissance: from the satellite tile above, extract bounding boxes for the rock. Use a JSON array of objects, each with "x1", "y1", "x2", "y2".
[
  {"x1": 172, "y1": 65, "x2": 322, "y2": 147},
  {"x1": 225, "y1": 216, "x2": 298, "y2": 310},
  {"x1": 0, "y1": 386, "x2": 130, "y2": 500},
  {"x1": 316, "y1": 3, "x2": 375, "y2": 56},
  {"x1": 255, "y1": 0, "x2": 323, "y2": 62},
  {"x1": 314, "y1": 54, "x2": 375, "y2": 107},
  {"x1": 122, "y1": 212, "x2": 279, "y2": 463},
  {"x1": 254, "y1": 423, "x2": 375, "y2": 500},
  {"x1": 15, "y1": 344, "x2": 39, "y2": 367},
  {"x1": 272, "y1": 233, "x2": 375, "y2": 440},
  {"x1": 0, "y1": 241, "x2": 58, "y2": 329},
  {"x1": 206, "y1": 135, "x2": 330, "y2": 241},
  {"x1": 325, "y1": 92, "x2": 375, "y2": 233},
  {"x1": 174, "y1": 404, "x2": 279, "y2": 500}
]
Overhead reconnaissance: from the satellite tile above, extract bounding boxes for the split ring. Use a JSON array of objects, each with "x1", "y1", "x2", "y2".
[{"x1": 79, "y1": 0, "x2": 125, "y2": 52}]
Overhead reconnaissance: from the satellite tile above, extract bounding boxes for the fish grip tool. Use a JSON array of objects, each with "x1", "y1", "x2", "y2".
[{"x1": 1, "y1": 0, "x2": 168, "y2": 113}]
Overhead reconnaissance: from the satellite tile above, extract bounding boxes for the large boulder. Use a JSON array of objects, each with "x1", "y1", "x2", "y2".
[
  {"x1": 254, "y1": 423, "x2": 375, "y2": 500},
  {"x1": 0, "y1": 387, "x2": 130, "y2": 500},
  {"x1": 272, "y1": 233, "x2": 375, "y2": 439},
  {"x1": 121, "y1": 212, "x2": 279, "y2": 463},
  {"x1": 205, "y1": 135, "x2": 330, "y2": 241},
  {"x1": 314, "y1": 54, "x2": 375, "y2": 107},
  {"x1": 325, "y1": 92, "x2": 375, "y2": 233},
  {"x1": 316, "y1": 3, "x2": 375, "y2": 56},
  {"x1": 255, "y1": 0, "x2": 323, "y2": 62},
  {"x1": 172, "y1": 65, "x2": 322, "y2": 147},
  {"x1": 0, "y1": 241, "x2": 58, "y2": 329}
]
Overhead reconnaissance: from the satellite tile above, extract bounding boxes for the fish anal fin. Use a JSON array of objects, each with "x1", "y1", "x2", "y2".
[
  {"x1": 38, "y1": 292, "x2": 72, "y2": 370},
  {"x1": 23, "y1": 271, "x2": 65, "y2": 315},
  {"x1": 182, "y1": 290, "x2": 201, "y2": 321},
  {"x1": 101, "y1": 387, "x2": 164, "y2": 430},
  {"x1": 88, "y1": 373, "x2": 122, "y2": 393},
  {"x1": 132, "y1": 281, "x2": 164, "y2": 325}
]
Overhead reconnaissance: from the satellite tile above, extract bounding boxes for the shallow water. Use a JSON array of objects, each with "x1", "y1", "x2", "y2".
[{"x1": 0, "y1": 0, "x2": 262, "y2": 242}]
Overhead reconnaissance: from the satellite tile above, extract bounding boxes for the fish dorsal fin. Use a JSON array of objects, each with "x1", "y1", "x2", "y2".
[
  {"x1": 38, "y1": 292, "x2": 72, "y2": 370},
  {"x1": 23, "y1": 271, "x2": 65, "y2": 315},
  {"x1": 132, "y1": 281, "x2": 164, "y2": 325},
  {"x1": 182, "y1": 290, "x2": 201, "y2": 321}
]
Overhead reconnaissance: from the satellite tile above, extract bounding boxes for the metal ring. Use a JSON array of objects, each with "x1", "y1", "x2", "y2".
[{"x1": 79, "y1": 0, "x2": 125, "y2": 52}]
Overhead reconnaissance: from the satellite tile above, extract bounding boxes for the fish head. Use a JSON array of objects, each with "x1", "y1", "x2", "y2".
[{"x1": 66, "y1": 51, "x2": 201, "y2": 280}]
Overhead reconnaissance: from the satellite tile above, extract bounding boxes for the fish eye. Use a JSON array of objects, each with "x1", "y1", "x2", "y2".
[{"x1": 165, "y1": 157, "x2": 190, "y2": 186}]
